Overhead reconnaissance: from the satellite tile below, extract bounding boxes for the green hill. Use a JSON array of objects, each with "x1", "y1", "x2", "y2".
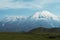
[
  {"x1": 0, "y1": 27, "x2": 60, "y2": 40},
  {"x1": 29, "y1": 27, "x2": 60, "y2": 33}
]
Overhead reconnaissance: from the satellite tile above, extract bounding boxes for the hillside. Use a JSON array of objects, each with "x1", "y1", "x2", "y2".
[
  {"x1": 29, "y1": 27, "x2": 60, "y2": 33},
  {"x1": 0, "y1": 27, "x2": 60, "y2": 40}
]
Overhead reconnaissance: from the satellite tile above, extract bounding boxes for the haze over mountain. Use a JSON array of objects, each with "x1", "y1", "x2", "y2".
[{"x1": 0, "y1": 10, "x2": 60, "y2": 32}]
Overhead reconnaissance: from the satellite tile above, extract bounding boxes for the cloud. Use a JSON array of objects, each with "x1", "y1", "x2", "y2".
[{"x1": 0, "y1": 0, "x2": 60, "y2": 9}]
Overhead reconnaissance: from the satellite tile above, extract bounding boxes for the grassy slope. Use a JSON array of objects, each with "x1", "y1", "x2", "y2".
[
  {"x1": 0, "y1": 27, "x2": 60, "y2": 40},
  {"x1": 0, "y1": 32, "x2": 60, "y2": 40}
]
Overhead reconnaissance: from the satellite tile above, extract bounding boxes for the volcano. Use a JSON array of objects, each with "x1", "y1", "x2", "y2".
[{"x1": 0, "y1": 10, "x2": 60, "y2": 32}]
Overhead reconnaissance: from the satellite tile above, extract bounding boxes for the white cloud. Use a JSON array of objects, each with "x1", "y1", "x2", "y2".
[{"x1": 0, "y1": 0, "x2": 60, "y2": 9}]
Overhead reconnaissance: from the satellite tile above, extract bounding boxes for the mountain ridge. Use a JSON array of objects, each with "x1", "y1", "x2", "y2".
[{"x1": 0, "y1": 10, "x2": 60, "y2": 32}]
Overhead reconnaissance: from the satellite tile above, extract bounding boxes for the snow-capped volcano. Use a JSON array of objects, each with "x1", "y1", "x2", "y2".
[
  {"x1": 0, "y1": 10, "x2": 60, "y2": 32},
  {"x1": 1, "y1": 10, "x2": 60, "y2": 22},
  {"x1": 32, "y1": 11, "x2": 59, "y2": 20}
]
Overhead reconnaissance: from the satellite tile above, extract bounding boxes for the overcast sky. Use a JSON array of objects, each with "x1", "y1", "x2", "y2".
[{"x1": 0, "y1": 0, "x2": 60, "y2": 18}]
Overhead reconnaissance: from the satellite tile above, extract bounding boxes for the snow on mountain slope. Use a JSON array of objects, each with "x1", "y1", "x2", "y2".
[
  {"x1": 1, "y1": 10, "x2": 60, "y2": 22},
  {"x1": 1, "y1": 16, "x2": 27, "y2": 22},
  {"x1": 32, "y1": 10, "x2": 60, "y2": 20}
]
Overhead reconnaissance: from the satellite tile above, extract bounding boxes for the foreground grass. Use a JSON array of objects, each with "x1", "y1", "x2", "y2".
[{"x1": 0, "y1": 32, "x2": 60, "y2": 40}]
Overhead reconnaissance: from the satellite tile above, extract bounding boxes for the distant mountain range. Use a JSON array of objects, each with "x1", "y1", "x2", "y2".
[{"x1": 0, "y1": 10, "x2": 60, "y2": 32}]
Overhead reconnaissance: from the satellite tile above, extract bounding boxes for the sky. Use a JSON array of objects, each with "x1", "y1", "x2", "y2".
[{"x1": 0, "y1": 0, "x2": 60, "y2": 18}]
